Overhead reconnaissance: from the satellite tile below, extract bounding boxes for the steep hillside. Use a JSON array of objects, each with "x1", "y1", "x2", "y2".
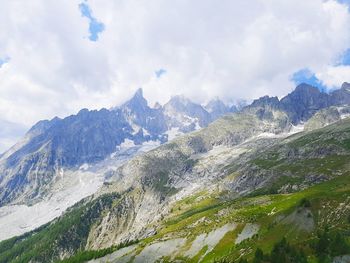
[{"x1": 2, "y1": 112, "x2": 350, "y2": 262}]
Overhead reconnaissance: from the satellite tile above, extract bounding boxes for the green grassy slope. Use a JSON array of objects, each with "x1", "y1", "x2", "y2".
[{"x1": 59, "y1": 174, "x2": 350, "y2": 263}]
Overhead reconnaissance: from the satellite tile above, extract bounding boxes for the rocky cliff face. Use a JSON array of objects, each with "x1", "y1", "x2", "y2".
[
  {"x1": 280, "y1": 83, "x2": 331, "y2": 123},
  {"x1": 330, "y1": 82, "x2": 350, "y2": 105}
]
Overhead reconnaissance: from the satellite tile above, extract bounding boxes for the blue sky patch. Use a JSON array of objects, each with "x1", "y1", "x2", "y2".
[
  {"x1": 79, "y1": 2, "x2": 105, "y2": 41},
  {"x1": 0, "y1": 57, "x2": 10, "y2": 68},
  {"x1": 337, "y1": 0, "x2": 350, "y2": 11},
  {"x1": 291, "y1": 68, "x2": 327, "y2": 92},
  {"x1": 155, "y1": 69, "x2": 167, "y2": 78},
  {"x1": 339, "y1": 48, "x2": 350, "y2": 65},
  {"x1": 338, "y1": 0, "x2": 350, "y2": 7}
]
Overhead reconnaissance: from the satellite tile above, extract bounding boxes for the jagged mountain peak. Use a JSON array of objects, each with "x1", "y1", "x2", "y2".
[
  {"x1": 153, "y1": 102, "x2": 162, "y2": 109},
  {"x1": 282, "y1": 83, "x2": 329, "y2": 104},
  {"x1": 279, "y1": 83, "x2": 330, "y2": 123},
  {"x1": 294, "y1": 83, "x2": 320, "y2": 93},
  {"x1": 134, "y1": 87, "x2": 143, "y2": 97},
  {"x1": 205, "y1": 98, "x2": 232, "y2": 120},
  {"x1": 165, "y1": 95, "x2": 209, "y2": 113},
  {"x1": 121, "y1": 88, "x2": 148, "y2": 110},
  {"x1": 341, "y1": 82, "x2": 350, "y2": 90},
  {"x1": 329, "y1": 82, "x2": 350, "y2": 106},
  {"x1": 250, "y1": 95, "x2": 279, "y2": 108},
  {"x1": 205, "y1": 98, "x2": 227, "y2": 111}
]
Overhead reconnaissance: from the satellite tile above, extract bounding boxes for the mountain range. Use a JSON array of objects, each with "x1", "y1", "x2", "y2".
[
  {"x1": 1, "y1": 82, "x2": 350, "y2": 263},
  {"x1": 0, "y1": 88, "x2": 238, "y2": 207}
]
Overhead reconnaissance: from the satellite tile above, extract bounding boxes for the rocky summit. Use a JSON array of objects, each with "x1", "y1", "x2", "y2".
[{"x1": 1, "y1": 83, "x2": 350, "y2": 263}]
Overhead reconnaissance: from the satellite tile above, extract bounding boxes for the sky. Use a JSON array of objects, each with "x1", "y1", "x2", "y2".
[{"x1": 0, "y1": 0, "x2": 350, "y2": 151}]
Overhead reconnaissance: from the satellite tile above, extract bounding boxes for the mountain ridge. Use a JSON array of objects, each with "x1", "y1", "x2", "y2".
[
  {"x1": 0, "y1": 88, "x2": 234, "y2": 207},
  {"x1": 245, "y1": 82, "x2": 350, "y2": 124},
  {"x1": 1, "y1": 82, "x2": 350, "y2": 207}
]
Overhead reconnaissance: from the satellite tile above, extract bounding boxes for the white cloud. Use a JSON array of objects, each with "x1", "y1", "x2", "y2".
[
  {"x1": 0, "y1": 0, "x2": 350, "y2": 134},
  {"x1": 316, "y1": 65, "x2": 350, "y2": 87}
]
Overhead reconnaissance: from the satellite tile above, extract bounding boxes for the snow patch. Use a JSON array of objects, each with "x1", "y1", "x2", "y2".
[
  {"x1": 194, "y1": 119, "x2": 201, "y2": 130},
  {"x1": 290, "y1": 124, "x2": 305, "y2": 134},
  {"x1": 165, "y1": 127, "x2": 183, "y2": 141},
  {"x1": 0, "y1": 169, "x2": 104, "y2": 241},
  {"x1": 79, "y1": 163, "x2": 90, "y2": 170},
  {"x1": 340, "y1": 112, "x2": 350, "y2": 120},
  {"x1": 142, "y1": 128, "x2": 150, "y2": 136},
  {"x1": 0, "y1": 139, "x2": 159, "y2": 241},
  {"x1": 335, "y1": 106, "x2": 350, "y2": 120},
  {"x1": 256, "y1": 124, "x2": 304, "y2": 139},
  {"x1": 130, "y1": 123, "x2": 141, "y2": 135},
  {"x1": 119, "y1": 139, "x2": 136, "y2": 149}
]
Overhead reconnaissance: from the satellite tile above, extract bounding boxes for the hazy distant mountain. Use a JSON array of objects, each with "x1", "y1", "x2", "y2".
[{"x1": 205, "y1": 98, "x2": 235, "y2": 120}]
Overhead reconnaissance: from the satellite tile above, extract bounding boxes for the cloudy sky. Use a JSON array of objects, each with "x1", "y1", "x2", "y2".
[{"x1": 1, "y1": 0, "x2": 350, "y2": 151}]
